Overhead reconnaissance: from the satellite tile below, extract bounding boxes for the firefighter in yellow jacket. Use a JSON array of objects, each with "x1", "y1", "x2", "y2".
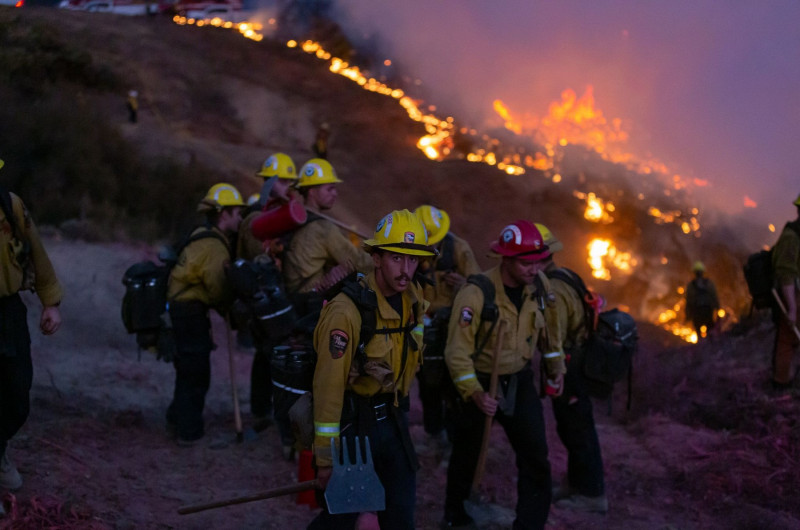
[
  {"x1": 0, "y1": 159, "x2": 63, "y2": 491},
  {"x1": 442, "y1": 220, "x2": 565, "y2": 530},
  {"x1": 165, "y1": 183, "x2": 242, "y2": 446},
  {"x1": 236, "y1": 152, "x2": 299, "y2": 261},
  {"x1": 282, "y1": 159, "x2": 372, "y2": 309},
  {"x1": 308, "y1": 210, "x2": 433, "y2": 530},
  {"x1": 535, "y1": 223, "x2": 608, "y2": 514},
  {"x1": 414, "y1": 204, "x2": 480, "y2": 446}
]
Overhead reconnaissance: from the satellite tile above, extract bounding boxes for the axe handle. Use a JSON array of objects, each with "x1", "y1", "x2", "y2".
[
  {"x1": 306, "y1": 208, "x2": 370, "y2": 239},
  {"x1": 772, "y1": 288, "x2": 800, "y2": 341},
  {"x1": 178, "y1": 479, "x2": 321, "y2": 515},
  {"x1": 225, "y1": 318, "x2": 244, "y2": 439},
  {"x1": 471, "y1": 320, "x2": 507, "y2": 497}
]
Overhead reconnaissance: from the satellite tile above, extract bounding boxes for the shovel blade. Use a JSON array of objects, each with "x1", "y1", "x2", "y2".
[{"x1": 324, "y1": 436, "x2": 385, "y2": 514}]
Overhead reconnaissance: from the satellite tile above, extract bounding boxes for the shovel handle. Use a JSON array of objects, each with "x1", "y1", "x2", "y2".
[
  {"x1": 225, "y1": 317, "x2": 244, "y2": 438},
  {"x1": 772, "y1": 288, "x2": 800, "y2": 341},
  {"x1": 471, "y1": 320, "x2": 507, "y2": 497},
  {"x1": 178, "y1": 479, "x2": 321, "y2": 514}
]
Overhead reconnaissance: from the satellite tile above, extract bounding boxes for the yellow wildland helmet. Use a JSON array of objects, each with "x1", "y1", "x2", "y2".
[
  {"x1": 256, "y1": 153, "x2": 297, "y2": 180},
  {"x1": 297, "y1": 158, "x2": 342, "y2": 188},
  {"x1": 414, "y1": 205, "x2": 450, "y2": 246},
  {"x1": 364, "y1": 209, "x2": 437, "y2": 257},
  {"x1": 534, "y1": 223, "x2": 564, "y2": 253},
  {"x1": 197, "y1": 183, "x2": 245, "y2": 213},
  {"x1": 692, "y1": 261, "x2": 706, "y2": 273},
  {"x1": 0, "y1": 159, "x2": 4, "y2": 171},
  {"x1": 793, "y1": 193, "x2": 800, "y2": 206}
]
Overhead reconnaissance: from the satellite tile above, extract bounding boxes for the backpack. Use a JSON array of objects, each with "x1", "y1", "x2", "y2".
[
  {"x1": 743, "y1": 221, "x2": 800, "y2": 311},
  {"x1": 420, "y1": 273, "x2": 499, "y2": 388},
  {"x1": 545, "y1": 268, "x2": 639, "y2": 405},
  {"x1": 226, "y1": 258, "x2": 296, "y2": 342},
  {"x1": 743, "y1": 250, "x2": 774, "y2": 310},
  {"x1": 121, "y1": 228, "x2": 228, "y2": 359}
]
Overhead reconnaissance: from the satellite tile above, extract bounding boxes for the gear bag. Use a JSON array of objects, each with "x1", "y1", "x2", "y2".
[
  {"x1": 226, "y1": 259, "x2": 296, "y2": 341},
  {"x1": 121, "y1": 229, "x2": 228, "y2": 360},
  {"x1": 743, "y1": 221, "x2": 800, "y2": 311},
  {"x1": 545, "y1": 268, "x2": 639, "y2": 404},
  {"x1": 420, "y1": 273, "x2": 499, "y2": 388}
]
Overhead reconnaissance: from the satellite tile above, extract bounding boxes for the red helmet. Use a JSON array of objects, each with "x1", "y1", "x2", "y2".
[{"x1": 490, "y1": 220, "x2": 551, "y2": 261}]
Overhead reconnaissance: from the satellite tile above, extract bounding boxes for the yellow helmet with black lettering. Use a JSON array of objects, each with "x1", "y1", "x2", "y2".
[
  {"x1": 297, "y1": 158, "x2": 342, "y2": 187},
  {"x1": 197, "y1": 183, "x2": 245, "y2": 212},
  {"x1": 256, "y1": 153, "x2": 297, "y2": 180},
  {"x1": 534, "y1": 223, "x2": 563, "y2": 253},
  {"x1": 414, "y1": 205, "x2": 450, "y2": 246},
  {"x1": 364, "y1": 209, "x2": 436, "y2": 256}
]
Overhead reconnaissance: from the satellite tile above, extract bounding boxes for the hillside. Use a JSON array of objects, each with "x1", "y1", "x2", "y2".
[{"x1": 1, "y1": 6, "x2": 798, "y2": 530}]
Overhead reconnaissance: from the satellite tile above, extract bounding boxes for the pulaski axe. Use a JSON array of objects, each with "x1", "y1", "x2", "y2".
[
  {"x1": 177, "y1": 436, "x2": 385, "y2": 515},
  {"x1": 772, "y1": 288, "x2": 800, "y2": 341}
]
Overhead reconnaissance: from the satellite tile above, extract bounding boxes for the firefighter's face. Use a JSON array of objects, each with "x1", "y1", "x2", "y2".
[
  {"x1": 308, "y1": 183, "x2": 338, "y2": 210},
  {"x1": 373, "y1": 251, "x2": 420, "y2": 296},
  {"x1": 219, "y1": 206, "x2": 242, "y2": 234},
  {"x1": 503, "y1": 257, "x2": 545, "y2": 287},
  {"x1": 271, "y1": 179, "x2": 293, "y2": 201}
]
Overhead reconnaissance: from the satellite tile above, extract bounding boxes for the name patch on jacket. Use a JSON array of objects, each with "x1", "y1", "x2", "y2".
[
  {"x1": 329, "y1": 329, "x2": 349, "y2": 359},
  {"x1": 459, "y1": 307, "x2": 474, "y2": 327}
]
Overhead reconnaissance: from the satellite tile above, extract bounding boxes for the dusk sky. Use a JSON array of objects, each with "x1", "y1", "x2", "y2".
[{"x1": 334, "y1": 1, "x2": 800, "y2": 237}]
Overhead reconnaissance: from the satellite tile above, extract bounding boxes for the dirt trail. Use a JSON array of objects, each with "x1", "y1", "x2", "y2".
[{"x1": 2, "y1": 241, "x2": 799, "y2": 529}]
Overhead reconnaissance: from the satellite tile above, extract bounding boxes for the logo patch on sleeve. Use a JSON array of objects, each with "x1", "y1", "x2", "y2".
[
  {"x1": 329, "y1": 329, "x2": 349, "y2": 359},
  {"x1": 459, "y1": 307, "x2": 474, "y2": 327}
]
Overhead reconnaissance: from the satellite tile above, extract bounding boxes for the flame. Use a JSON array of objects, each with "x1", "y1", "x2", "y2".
[
  {"x1": 769, "y1": 224, "x2": 775, "y2": 232},
  {"x1": 587, "y1": 238, "x2": 637, "y2": 280},
  {"x1": 744, "y1": 195, "x2": 757, "y2": 208},
  {"x1": 173, "y1": 15, "x2": 264, "y2": 41},
  {"x1": 574, "y1": 191, "x2": 614, "y2": 224}
]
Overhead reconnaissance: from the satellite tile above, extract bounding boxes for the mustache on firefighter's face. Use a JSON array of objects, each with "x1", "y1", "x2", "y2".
[{"x1": 395, "y1": 274, "x2": 411, "y2": 282}]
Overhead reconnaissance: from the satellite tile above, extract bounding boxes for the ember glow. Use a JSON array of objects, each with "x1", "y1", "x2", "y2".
[
  {"x1": 587, "y1": 238, "x2": 636, "y2": 281},
  {"x1": 574, "y1": 191, "x2": 615, "y2": 224},
  {"x1": 172, "y1": 15, "x2": 264, "y2": 41}
]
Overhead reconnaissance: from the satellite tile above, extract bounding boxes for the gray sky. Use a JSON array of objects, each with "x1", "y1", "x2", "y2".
[{"x1": 334, "y1": 1, "x2": 800, "y2": 237}]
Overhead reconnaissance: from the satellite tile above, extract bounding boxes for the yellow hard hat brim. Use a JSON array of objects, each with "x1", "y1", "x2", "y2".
[
  {"x1": 426, "y1": 215, "x2": 451, "y2": 245},
  {"x1": 794, "y1": 193, "x2": 800, "y2": 206},
  {"x1": 364, "y1": 241, "x2": 437, "y2": 257}
]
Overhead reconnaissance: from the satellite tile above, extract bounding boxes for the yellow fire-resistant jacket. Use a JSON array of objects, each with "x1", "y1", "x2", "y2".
[
  {"x1": 538, "y1": 268, "x2": 589, "y2": 356},
  {"x1": 422, "y1": 233, "x2": 481, "y2": 315},
  {"x1": 236, "y1": 209, "x2": 266, "y2": 262},
  {"x1": 444, "y1": 265, "x2": 565, "y2": 401},
  {"x1": 283, "y1": 218, "x2": 373, "y2": 294},
  {"x1": 311, "y1": 272, "x2": 427, "y2": 466},
  {"x1": 167, "y1": 226, "x2": 232, "y2": 311},
  {"x1": 0, "y1": 193, "x2": 62, "y2": 306}
]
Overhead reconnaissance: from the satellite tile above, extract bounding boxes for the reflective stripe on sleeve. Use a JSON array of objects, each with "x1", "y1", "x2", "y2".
[
  {"x1": 411, "y1": 324, "x2": 424, "y2": 337},
  {"x1": 453, "y1": 372, "x2": 477, "y2": 383},
  {"x1": 543, "y1": 351, "x2": 563, "y2": 359},
  {"x1": 314, "y1": 422, "x2": 340, "y2": 438}
]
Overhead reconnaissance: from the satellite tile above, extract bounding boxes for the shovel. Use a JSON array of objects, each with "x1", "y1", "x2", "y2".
[
  {"x1": 177, "y1": 436, "x2": 384, "y2": 515},
  {"x1": 224, "y1": 317, "x2": 257, "y2": 443}
]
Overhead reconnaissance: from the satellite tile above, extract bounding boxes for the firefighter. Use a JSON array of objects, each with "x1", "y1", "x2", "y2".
[
  {"x1": 414, "y1": 205, "x2": 480, "y2": 449},
  {"x1": 0, "y1": 159, "x2": 63, "y2": 492},
  {"x1": 771, "y1": 193, "x2": 800, "y2": 390},
  {"x1": 165, "y1": 183, "x2": 243, "y2": 446},
  {"x1": 535, "y1": 223, "x2": 608, "y2": 514},
  {"x1": 308, "y1": 209, "x2": 433, "y2": 530},
  {"x1": 311, "y1": 122, "x2": 330, "y2": 159},
  {"x1": 236, "y1": 153, "x2": 299, "y2": 430},
  {"x1": 684, "y1": 261, "x2": 720, "y2": 340},
  {"x1": 281, "y1": 158, "x2": 372, "y2": 308},
  {"x1": 442, "y1": 220, "x2": 565, "y2": 530},
  {"x1": 237, "y1": 152, "x2": 298, "y2": 261}
]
